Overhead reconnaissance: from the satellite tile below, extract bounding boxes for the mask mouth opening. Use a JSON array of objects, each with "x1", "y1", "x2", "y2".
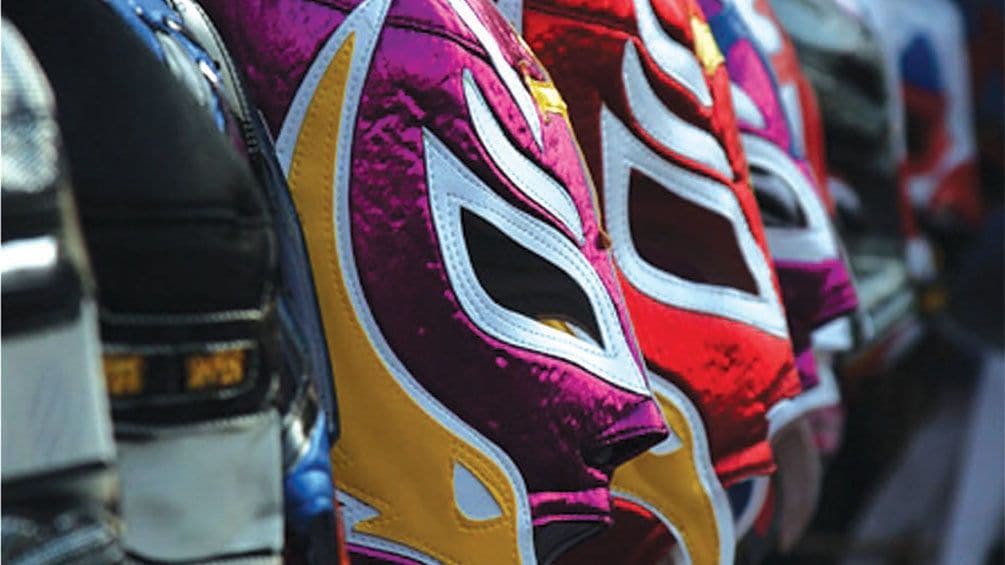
[
  {"x1": 534, "y1": 522, "x2": 605, "y2": 565},
  {"x1": 548, "y1": 497, "x2": 686, "y2": 565}
]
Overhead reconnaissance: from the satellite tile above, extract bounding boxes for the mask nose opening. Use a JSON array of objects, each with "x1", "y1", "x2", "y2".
[{"x1": 533, "y1": 522, "x2": 604, "y2": 565}]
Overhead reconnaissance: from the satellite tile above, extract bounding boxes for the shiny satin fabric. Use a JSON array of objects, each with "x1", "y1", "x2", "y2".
[
  {"x1": 700, "y1": 0, "x2": 858, "y2": 412},
  {"x1": 498, "y1": 0, "x2": 806, "y2": 562},
  {"x1": 506, "y1": 0, "x2": 800, "y2": 485},
  {"x1": 201, "y1": 0, "x2": 669, "y2": 562}
]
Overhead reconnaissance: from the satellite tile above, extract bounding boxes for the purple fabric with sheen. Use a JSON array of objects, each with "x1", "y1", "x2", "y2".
[
  {"x1": 776, "y1": 256, "x2": 859, "y2": 388},
  {"x1": 697, "y1": 0, "x2": 723, "y2": 18},
  {"x1": 202, "y1": 0, "x2": 666, "y2": 526},
  {"x1": 723, "y1": 40, "x2": 790, "y2": 150},
  {"x1": 794, "y1": 348, "x2": 818, "y2": 389}
]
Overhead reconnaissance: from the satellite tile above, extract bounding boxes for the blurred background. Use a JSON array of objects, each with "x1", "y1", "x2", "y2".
[{"x1": 766, "y1": 0, "x2": 1004, "y2": 563}]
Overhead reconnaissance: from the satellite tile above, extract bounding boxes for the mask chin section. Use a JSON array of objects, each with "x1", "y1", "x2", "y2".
[{"x1": 534, "y1": 522, "x2": 605, "y2": 565}]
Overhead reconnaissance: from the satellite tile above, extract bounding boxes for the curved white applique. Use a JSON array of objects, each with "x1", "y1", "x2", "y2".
[
  {"x1": 662, "y1": 379, "x2": 737, "y2": 565},
  {"x1": 648, "y1": 425, "x2": 685, "y2": 457},
  {"x1": 730, "y1": 81, "x2": 766, "y2": 131},
  {"x1": 275, "y1": 0, "x2": 537, "y2": 562},
  {"x1": 338, "y1": 490, "x2": 439, "y2": 563},
  {"x1": 463, "y1": 71, "x2": 583, "y2": 243},
  {"x1": 424, "y1": 127, "x2": 650, "y2": 396},
  {"x1": 768, "y1": 350, "x2": 841, "y2": 436},
  {"x1": 634, "y1": 0, "x2": 713, "y2": 107},
  {"x1": 446, "y1": 0, "x2": 542, "y2": 147},
  {"x1": 494, "y1": 0, "x2": 524, "y2": 33},
  {"x1": 601, "y1": 106, "x2": 789, "y2": 338},
  {"x1": 453, "y1": 462, "x2": 504, "y2": 521},
  {"x1": 778, "y1": 82, "x2": 806, "y2": 157},
  {"x1": 622, "y1": 42, "x2": 732, "y2": 178},
  {"x1": 733, "y1": 0, "x2": 782, "y2": 54},
  {"x1": 615, "y1": 491, "x2": 697, "y2": 565},
  {"x1": 742, "y1": 134, "x2": 840, "y2": 263},
  {"x1": 730, "y1": 0, "x2": 807, "y2": 157}
]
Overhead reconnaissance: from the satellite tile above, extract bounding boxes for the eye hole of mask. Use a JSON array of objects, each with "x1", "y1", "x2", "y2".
[
  {"x1": 750, "y1": 164, "x2": 807, "y2": 228},
  {"x1": 462, "y1": 210, "x2": 604, "y2": 346},
  {"x1": 628, "y1": 170, "x2": 758, "y2": 294}
]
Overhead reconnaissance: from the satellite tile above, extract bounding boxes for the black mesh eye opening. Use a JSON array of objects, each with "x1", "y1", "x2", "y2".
[
  {"x1": 749, "y1": 164, "x2": 808, "y2": 229},
  {"x1": 461, "y1": 210, "x2": 604, "y2": 346},
  {"x1": 628, "y1": 169, "x2": 759, "y2": 294}
]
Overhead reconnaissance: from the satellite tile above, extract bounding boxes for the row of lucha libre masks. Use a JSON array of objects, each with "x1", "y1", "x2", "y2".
[{"x1": 0, "y1": 0, "x2": 983, "y2": 563}]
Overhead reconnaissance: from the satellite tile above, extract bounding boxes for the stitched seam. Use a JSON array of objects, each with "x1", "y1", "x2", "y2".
[
  {"x1": 623, "y1": 41, "x2": 731, "y2": 179},
  {"x1": 605, "y1": 113, "x2": 777, "y2": 306},
  {"x1": 323, "y1": 6, "x2": 531, "y2": 558},
  {"x1": 425, "y1": 130, "x2": 652, "y2": 394},
  {"x1": 602, "y1": 110, "x2": 791, "y2": 337},
  {"x1": 463, "y1": 71, "x2": 583, "y2": 242}
]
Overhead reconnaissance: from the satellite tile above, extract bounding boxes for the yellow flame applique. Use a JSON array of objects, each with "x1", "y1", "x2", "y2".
[
  {"x1": 524, "y1": 73, "x2": 569, "y2": 123},
  {"x1": 611, "y1": 377, "x2": 735, "y2": 564},
  {"x1": 283, "y1": 7, "x2": 533, "y2": 562},
  {"x1": 690, "y1": 15, "x2": 725, "y2": 75}
]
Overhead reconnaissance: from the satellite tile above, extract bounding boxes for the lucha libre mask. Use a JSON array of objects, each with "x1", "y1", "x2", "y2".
[
  {"x1": 846, "y1": 0, "x2": 940, "y2": 282},
  {"x1": 497, "y1": 1, "x2": 806, "y2": 562},
  {"x1": 202, "y1": 0, "x2": 669, "y2": 562},
  {"x1": 702, "y1": 0, "x2": 858, "y2": 422},
  {"x1": 502, "y1": 0, "x2": 800, "y2": 485}
]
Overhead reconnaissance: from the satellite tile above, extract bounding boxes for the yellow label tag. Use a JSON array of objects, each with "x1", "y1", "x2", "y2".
[
  {"x1": 524, "y1": 74, "x2": 568, "y2": 122},
  {"x1": 103, "y1": 354, "x2": 145, "y2": 396},
  {"x1": 185, "y1": 349, "x2": 246, "y2": 391},
  {"x1": 691, "y1": 15, "x2": 725, "y2": 75}
]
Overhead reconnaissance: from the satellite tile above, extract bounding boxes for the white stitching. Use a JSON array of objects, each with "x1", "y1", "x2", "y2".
[
  {"x1": 424, "y1": 128, "x2": 649, "y2": 395},
  {"x1": 463, "y1": 71, "x2": 584, "y2": 243},
  {"x1": 601, "y1": 106, "x2": 790, "y2": 337}
]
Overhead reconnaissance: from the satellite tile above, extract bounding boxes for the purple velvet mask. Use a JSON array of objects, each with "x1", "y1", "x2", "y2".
[
  {"x1": 702, "y1": 0, "x2": 858, "y2": 427},
  {"x1": 201, "y1": 0, "x2": 667, "y2": 561}
]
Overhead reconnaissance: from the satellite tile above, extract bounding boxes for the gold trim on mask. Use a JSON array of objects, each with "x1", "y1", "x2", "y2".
[
  {"x1": 611, "y1": 379, "x2": 734, "y2": 564},
  {"x1": 523, "y1": 72, "x2": 569, "y2": 123},
  {"x1": 690, "y1": 15, "x2": 725, "y2": 75}
]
